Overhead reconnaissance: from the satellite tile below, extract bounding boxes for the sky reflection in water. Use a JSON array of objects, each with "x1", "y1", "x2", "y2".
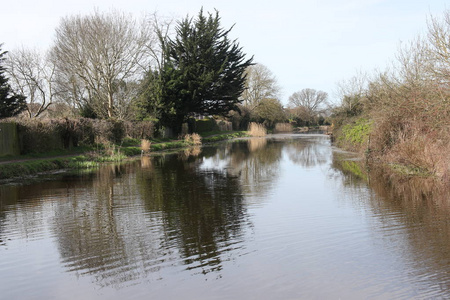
[{"x1": 0, "y1": 134, "x2": 449, "y2": 299}]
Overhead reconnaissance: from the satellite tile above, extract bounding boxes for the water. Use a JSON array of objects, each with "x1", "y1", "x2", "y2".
[{"x1": 1, "y1": 134, "x2": 449, "y2": 299}]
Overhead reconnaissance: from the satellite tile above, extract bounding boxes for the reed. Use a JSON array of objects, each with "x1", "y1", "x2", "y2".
[
  {"x1": 274, "y1": 123, "x2": 293, "y2": 133},
  {"x1": 248, "y1": 122, "x2": 267, "y2": 137},
  {"x1": 140, "y1": 139, "x2": 151, "y2": 153}
]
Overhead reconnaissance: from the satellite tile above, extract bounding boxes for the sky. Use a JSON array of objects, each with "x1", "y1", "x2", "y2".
[{"x1": 1, "y1": 0, "x2": 448, "y2": 105}]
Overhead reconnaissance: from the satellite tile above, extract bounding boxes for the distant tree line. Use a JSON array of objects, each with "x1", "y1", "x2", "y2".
[
  {"x1": 233, "y1": 62, "x2": 330, "y2": 129},
  {"x1": 1, "y1": 8, "x2": 331, "y2": 135}
]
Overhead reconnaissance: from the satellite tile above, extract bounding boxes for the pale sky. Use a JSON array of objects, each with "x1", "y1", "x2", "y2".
[{"x1": 1, "y1": 0, "x2": 448, "y2": 104}]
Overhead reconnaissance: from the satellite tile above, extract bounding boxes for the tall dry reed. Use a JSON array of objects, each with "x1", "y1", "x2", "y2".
[
  {"x1": 248, "y1": 122, "x2": 267, "y2": 137},
  {"x1": 274, "y1": 123, "x2": 293, "y2": 133},
  {"x1": 140, "y1": 139, "x2": 151, "y2": 153}
]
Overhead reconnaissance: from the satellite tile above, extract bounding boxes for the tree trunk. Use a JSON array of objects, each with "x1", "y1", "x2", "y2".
[{"x1": 107, "y1": 92, "x2": 113, "y2": 118}]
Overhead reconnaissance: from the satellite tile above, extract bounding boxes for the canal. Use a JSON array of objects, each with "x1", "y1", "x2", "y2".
[{"x1": 0, "y1": 134, "x2": 449, "y2": 299}]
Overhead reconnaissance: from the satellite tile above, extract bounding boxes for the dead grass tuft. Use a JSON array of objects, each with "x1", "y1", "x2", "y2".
[
  {"x1": 274, "y1": 123, "x2": 293, "y2": 133},
  {"x1": 248, "y1": 122, "x2": 267, "y2": 137},
  {"x1": 140, "y1": 139, "x2": 151, "y2": 153},
  {"x1": 184, "y1": 133, "x2": 202, "y2": 145}
]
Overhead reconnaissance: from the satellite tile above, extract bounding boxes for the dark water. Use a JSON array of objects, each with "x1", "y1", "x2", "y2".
[{"x1": 1, "y1": 134, "x2": 449, "y2": 299}]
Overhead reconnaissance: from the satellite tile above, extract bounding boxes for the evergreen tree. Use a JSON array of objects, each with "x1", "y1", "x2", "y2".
[
  {"x1": 159, "y1": 9, "x2": 253, "y2": 134},
  {"x1": 0, "y1": 45, "x2": 26, "y2": 118}
]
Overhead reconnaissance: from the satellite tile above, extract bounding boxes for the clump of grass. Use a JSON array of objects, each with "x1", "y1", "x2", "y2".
[
  {"x1": 141, "y1": 139, "x2": 151, "y2": 154},
  {"x1": 274, "y1": 123, "x2": 293, "y2": 133},
  {"x1": 184, "y1": 133, "x2": 202, "y2": 145},
  {"x1": 248, "y1": 122, "x2": 267, "y2": 137}
]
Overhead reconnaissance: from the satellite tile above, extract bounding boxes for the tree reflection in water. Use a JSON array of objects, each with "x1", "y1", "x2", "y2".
[
  {"x1": 137, "y1": 152, "x2": 249, "y2": 275},
  {"x1": 331, "y1": 151, "x2": 450, "y2": 293},
  {"x1": 0, "y1": 135, "x2": 336, "y2": 289},
  {"x1": 284, "y1": 135, "x2": 330, "y2": 168},
  {"x1": 0, "y1": 135, "x2": 357, "y2": 289}
]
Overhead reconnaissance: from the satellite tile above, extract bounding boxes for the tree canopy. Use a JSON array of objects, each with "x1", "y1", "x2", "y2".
[
  {"x1": 241, "y1": 63, "x2": 281, "y2": 110},
  {"x1": 288, "y1": 88, "x2": 328, "y2": 124},
  {"x1": 0, "y1": 45, "x2": 26, "y2": 118},
  {"x1": 51, "y1": 11, "x2": 152, "y2": 119},
  {"x1": 159, "y1": 9, "x2": 253, "y2": 133}
]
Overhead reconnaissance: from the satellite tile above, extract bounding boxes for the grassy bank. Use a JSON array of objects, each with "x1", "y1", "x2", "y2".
[
  {"x1": 0, "y1": 131, "x2": 248, "y2": 180},
  {"x1": 331, "y1": 10, "x2": 449, "y2": 183},
  {"x1": 332, "y1": 116, "x2": 448, "y2": 180},
  {"x1": 332, "y1": 152, "x2": 449, "y2": 205}
]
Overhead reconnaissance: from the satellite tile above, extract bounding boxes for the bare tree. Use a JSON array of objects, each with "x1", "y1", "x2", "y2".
[
  {"x1": 145, "y1": 12, "x2": 174, "y2": 72},
  {"x1": 334, "y1": 72, "x2": 368, "y2": 117},
  {"x1": 241, "y1": 63, "x2": 281, "y2": 110},
  {"x1": 6, "y1": 47, "x2": 58, "y2": 118},
  {"x1": 288, "y1": 88, "x2": 328, "y2": 123},
  {"x1": 51, "y1": 10, "x2": 154, "y2": 119},
  {"x1": 427, "y1": 9, "x2": 450, "y2": 84}
]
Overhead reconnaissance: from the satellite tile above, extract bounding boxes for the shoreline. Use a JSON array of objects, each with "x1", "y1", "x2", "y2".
[{"x1": 0, "y1": 131, "x2": 248, "y2": 182}]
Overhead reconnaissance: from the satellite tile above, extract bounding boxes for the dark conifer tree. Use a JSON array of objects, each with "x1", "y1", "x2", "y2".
[
  {"x1": 0, "y1": 45, "x2": 26, "y2": 118},
  {"x1": 159, "y1": 9, "x2": 253, "y2": 134}
]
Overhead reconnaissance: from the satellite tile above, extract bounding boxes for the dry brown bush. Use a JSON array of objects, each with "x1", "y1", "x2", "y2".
[
  {"x1": 184, "y1": 133, "x2": 202, "y2": 145},
  {"x1": 0, "y1": 117, "x2": 155, "y2": 154},
  {"x1": 333, "y1": 10, "x2": 450, "y2": 181},
  {"x1": 125, "y1": 121, "x2": 154, "y2": 140}
]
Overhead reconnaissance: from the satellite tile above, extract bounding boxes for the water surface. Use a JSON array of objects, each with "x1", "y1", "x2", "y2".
[{"x1": 1, "y1": 134, "x2": 449, "y2": 299}]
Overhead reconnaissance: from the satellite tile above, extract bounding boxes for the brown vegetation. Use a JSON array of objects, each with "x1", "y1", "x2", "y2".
[
  {"x1": 0, "y1": 118, "x2": 154, "y2": 154},
  {"x1": 140, "y1": 139, "x2": 151, "y2": 154},
  {"x1": 273, "y1": 123, "x2": 293, "y2": 133},
  {"x1": 248, "y1": 122, "x2": 267, "y2": 137},
  {"x1": 332, "y1": 9, "x2": 450, "y2": 182},
  {"x1": 184, "y1": 133, "x2": 202, "y2": 145}
]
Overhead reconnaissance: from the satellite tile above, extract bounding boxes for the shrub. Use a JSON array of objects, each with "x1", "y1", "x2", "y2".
[
  {"x1": 1, "y1": 118, "x2": 155, "y2": 154},
  {"x1": 16, "y1": 119, "x2": 64, "y2": 153},
  {"x1": 125, "y1": 121, "x2": 154, "y2": 139},
  {"x1": 184, "y1": 133, "x2": 202, "y2": 145}
]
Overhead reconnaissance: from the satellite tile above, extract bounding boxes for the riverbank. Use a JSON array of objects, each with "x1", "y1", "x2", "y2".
[
  {"x1": 332, "y1": 115, "x2": 449, "y2": 184},
  {"x1": 332, "y1": 149, "x2": 450, "y2": 206},
  {"x1": 0, "y1": 131, "x2": 248, "y2": 180}
]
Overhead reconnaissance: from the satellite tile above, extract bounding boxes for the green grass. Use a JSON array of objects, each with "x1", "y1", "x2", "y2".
[
  {"x1": 338, "y1": 118, "x2": 372, "y2": 150},
  {"x1": 150, "y1": 141, "x2": 188, "y2": 151},
  {"x1": 120, "y1": 137, "x2": 141, "y2": 147},
  {"x1": 0, "y1": 146, "x2": 92, "y2": 162},
  {"x1": 120, "y1": 147, "x2": 142, "y2": 156},
  {"x1": 340, "y1": 160, "x2": 368, "y2": 180},
  {"x1": 0, "y1": 156, "x2": 83, "y2": 179},
  {"x1": 202, "y1": 131, "x2": 248, "y2": 143}
]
